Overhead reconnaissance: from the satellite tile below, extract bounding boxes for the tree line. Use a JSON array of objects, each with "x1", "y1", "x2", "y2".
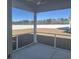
[{"x1": 12, "y1": 18, "x2": 70, "y2": 25}]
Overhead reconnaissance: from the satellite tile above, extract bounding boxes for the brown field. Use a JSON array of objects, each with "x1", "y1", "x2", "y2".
[
  {"x1": 12, "y1": 28, "x2": 71, "y2": 39},
  {"x1": 12, "y1": 28, "x2": 70, "y2": 37}
]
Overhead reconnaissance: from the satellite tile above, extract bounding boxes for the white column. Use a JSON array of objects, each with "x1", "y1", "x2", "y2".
[{"x1": 33, "y1": 12, "x2": 37, "y2": 43}]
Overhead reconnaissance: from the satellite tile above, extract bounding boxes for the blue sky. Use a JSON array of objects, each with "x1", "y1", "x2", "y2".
[{"x1": 12, "y1": 8, "x2": 71, "y2": 21}]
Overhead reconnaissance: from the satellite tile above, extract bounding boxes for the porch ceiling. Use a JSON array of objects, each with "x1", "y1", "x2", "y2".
[{"x1": 12, "y1": 0, "x2": 71, "y2": 12}]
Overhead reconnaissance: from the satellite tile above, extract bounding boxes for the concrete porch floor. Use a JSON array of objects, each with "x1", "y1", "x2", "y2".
[{"x1": 12, "y1": 43, "x2": 71, "y2": 59}]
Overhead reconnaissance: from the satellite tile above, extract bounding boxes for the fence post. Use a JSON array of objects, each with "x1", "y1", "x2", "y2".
[
  {"x1": 54, "y1": 34, "x2": 56, "y2": 48},
  {"x1": 16, "y1": 36, "x2": 18, "y2": 49}
]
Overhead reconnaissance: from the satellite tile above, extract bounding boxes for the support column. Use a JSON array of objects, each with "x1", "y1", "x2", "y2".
[
  {"x1": 33, "y1": 12, "x2": 37, "y2": 43},
  {"x1": 7, "y1": 0, "x2": 12, "y2": 59}
]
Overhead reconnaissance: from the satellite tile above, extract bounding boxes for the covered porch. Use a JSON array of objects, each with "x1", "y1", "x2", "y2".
[{"x1": 8, "y1": 0, "x2": 71, "y2": 59}]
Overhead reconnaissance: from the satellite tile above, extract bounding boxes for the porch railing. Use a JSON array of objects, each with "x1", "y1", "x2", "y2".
[{"x1": 14, "y1": 33, "x2": 70, "y2": 50}]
